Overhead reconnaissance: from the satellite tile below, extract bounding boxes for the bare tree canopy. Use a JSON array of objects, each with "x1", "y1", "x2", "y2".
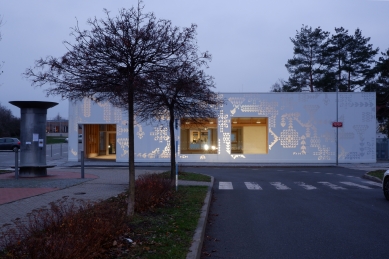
[
  {"x1": 137, "y1": 63, "x2": 223, "y2": 179},
  {"x1": 0, "y1": 103, "x2": 20, "y2": 137},
  {"x1": 25, "y1": 1, "x2": 209, "y2": 216}
]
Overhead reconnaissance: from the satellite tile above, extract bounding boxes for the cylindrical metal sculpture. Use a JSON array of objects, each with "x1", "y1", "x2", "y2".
[{"x1": 9, "y1": 101, "x2": 58, "y2": 177}]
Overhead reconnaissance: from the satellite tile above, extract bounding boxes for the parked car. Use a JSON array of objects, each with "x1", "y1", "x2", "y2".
[
  {"x1": 65, "y1": 134, "x2": 83, "y2": 143},
  {"x1": 383, "y1": 170, "x2": 389, "y2": 200},
  {"x1": 0, "y1": 137, "x2": 21, "y2": 151}
]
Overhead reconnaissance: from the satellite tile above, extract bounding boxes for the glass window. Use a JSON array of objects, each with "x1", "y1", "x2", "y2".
[
  {"x1": 180, "y1": 118, "x2": 218, "y2": 154},
  {"x1": 231, "y1": 117, "x2": 268, "y2": 154}
]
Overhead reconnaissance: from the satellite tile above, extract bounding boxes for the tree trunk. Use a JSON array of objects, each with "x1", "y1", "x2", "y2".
[
  {"x1": 127, "y1": 85, "x2": 136, "y2": 216},
  {"x1": 169, "y1": 107, "x2": 176, "y2": 183}
]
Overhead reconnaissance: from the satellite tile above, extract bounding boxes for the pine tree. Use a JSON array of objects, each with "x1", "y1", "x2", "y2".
[
  {"x1": 327, "y1": 27, "x2": 378, "y2": 92},
  {"x1": 285, "y1": 25, "x2": 330, "y2": 92}
]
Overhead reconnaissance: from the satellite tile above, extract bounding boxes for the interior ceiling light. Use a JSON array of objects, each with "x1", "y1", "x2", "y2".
[
  {"x1": 185, "y1": 122, "x2": 190, "y2": 124},
  {"x1": 233, "y1": 121, "x2": 237, "y2": 124},
  {"x1": 256, "y1": 121, "x2": 261, "y2": 123}
]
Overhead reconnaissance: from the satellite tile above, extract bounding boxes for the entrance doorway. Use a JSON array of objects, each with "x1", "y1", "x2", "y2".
[{"x1": 84, "y1": 124, "x2": 117, "y2": 159}]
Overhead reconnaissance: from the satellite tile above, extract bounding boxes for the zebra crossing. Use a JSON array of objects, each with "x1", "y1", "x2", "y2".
[{"x1": 217, "y1": 180, "x2": 380, "y2": 191}]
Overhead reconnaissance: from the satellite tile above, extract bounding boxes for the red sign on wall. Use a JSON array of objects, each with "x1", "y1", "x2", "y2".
[{"x1": 332, "y1": 122, "x2": 343, "y2": 127}]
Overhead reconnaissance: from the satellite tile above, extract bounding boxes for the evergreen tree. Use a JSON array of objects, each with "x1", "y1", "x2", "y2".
[
  {"x1": 364, "y1": 48, "x2": 389, "y2": 136},
  {"x1": 285, "y1": 25, "x2": 330, "y2": 92},
  {"x1": 327, "y1": 27, "x2": 378, "y2": 92}
]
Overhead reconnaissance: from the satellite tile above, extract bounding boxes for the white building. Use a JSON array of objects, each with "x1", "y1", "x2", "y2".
[{"x1": 67, "y1": 92, "x2": 376, "y2": 164}]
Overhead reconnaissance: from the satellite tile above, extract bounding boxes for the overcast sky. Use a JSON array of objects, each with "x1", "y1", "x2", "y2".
[{"x1": 0, "y1": 0, "x2": 388, "y2": 119}]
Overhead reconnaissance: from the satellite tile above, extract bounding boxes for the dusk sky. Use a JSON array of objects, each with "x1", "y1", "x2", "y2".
[{"x1": 0, "y1": 0, "x2": 388, "y2": 119}]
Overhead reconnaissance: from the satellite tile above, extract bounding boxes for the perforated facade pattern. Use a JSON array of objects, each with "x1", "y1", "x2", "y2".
[{"x1": 67, "y1": 92, "x2": 376, "y2": 163}]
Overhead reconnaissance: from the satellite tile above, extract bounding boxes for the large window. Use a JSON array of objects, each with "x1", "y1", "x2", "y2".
[
  {"x1": 231, "y1": 117, "x2": 268, "y2": 154},
  {"x1": 180, "y1": 118, "x2": 218, "y2": 154}
]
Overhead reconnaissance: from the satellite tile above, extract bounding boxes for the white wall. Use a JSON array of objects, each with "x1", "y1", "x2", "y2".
[{"x1": 68, "y1": 92, "x2": 376, "y2": 163}]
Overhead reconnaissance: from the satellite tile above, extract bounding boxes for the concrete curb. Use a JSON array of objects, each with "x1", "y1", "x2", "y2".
[
  {"x1": 186, "y1": 176, "x2": 214, "y2": 259},
  {"x1": 362, "y1": 173, "x2": 383, "y2": 184}
]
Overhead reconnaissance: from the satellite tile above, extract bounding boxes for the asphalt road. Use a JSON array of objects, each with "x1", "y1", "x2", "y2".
[{"x1": 185, "y1": 167, "x2": 388, "y2": 259}]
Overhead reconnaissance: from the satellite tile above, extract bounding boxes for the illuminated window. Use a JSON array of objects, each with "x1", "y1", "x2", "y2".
[
  {"x1": 231, "y1": 117, "x2": 268, "y2": 154},
  {"x1": 180, "y1": 118, "x2": 218, "y2": 154}
]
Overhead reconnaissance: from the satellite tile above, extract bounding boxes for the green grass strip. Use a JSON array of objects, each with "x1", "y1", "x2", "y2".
[
  {"x1": 127, "y1": 186, "x2": 207, "y2": 259},
  {"x1": 367, "y1": 170, "x2": 386, "y2": 180}
]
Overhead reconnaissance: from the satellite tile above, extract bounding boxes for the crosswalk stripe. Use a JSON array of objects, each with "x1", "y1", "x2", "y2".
[
  {"x1": 218, "y1": 181, "x2": 374, "y2": 191},
  {"x1": 219, "y1": 182, "x2": 233, "y2": 190},
  {"x1": 340, "y1": 182, "x2": 372, "y2": 189},
  {"x1": 361, "y1": 180, "x2": 382, "y2": 187},
  {"x1": 270, "y1": 182, "x2": 291, "y2": 190},
  {"x1": 244, "y1": 182, "x2": 262, "y2": 190},
  {"x1": 318, "y1": 182, "x2": 347, "y2": 190},
  {"x1": 295, "y1": 182, "x2": 317, "y2": 190}
]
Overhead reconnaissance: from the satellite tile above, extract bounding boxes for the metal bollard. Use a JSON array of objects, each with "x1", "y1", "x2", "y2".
[
  {"x1": 51, "y1": 145, "x2": 53, "y2": 157},
  {"x1": 15, "y1": 149, "x2": 19, "y2": 180},
  {"x1": 81, "y1": 150, "x2": 84, "y2": 179}
]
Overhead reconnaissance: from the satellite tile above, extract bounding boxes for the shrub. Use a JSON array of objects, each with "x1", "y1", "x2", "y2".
[
  {"x1": 0, "y1": 197, "x2": 128, "y2": 259},
  {"x1": 134, "y1": 173, "x2": 174, "y2": 213}
]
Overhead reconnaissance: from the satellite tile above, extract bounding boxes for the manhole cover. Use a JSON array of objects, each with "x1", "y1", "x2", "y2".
[{"x1": 74, "y1": 192, "x2": 86, "y2": 195}]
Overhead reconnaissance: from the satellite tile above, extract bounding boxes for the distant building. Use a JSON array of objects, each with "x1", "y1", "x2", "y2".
[
  {"x1": 67, "y1": 92, "x2": 376, "y2": 164},
  {"x1": 46, "y1": 119, "x2": 68, "y2": 135}
]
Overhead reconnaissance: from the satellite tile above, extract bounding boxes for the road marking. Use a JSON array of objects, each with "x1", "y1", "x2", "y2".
[
  {"x1": 337, "y1": 174, "x2": 344, "y2": 176},
  {"x1": 295, "y1": 182, "x2": 317, "y2": 190},
  {"x1": 219, "y1": 182, "x2": 233, "y2": 190},
  {"x1": 326, "y1": 173, "x2": 333, "y2": 175},
  {"x1": 270, "y1": 182, "x2": 291, "y2": 190},
  {"x1": 313, "y1": 172, "x2": 321, "y2": 174},
  {"x1": 361, "y1": 180, "x2": 382, "y2": 187},
  {"x1": 318, "y1": 182, "x2": 346, "y2": 190},
  {"x1": 244, "y1": 182, "x2": 262, "y2": 190},
  {"x1": 301, "y1": 171, "x2": 308, "y2": 173},
  {"x1": 340, "y1": 182, "x2": 372, "y2": 189}
]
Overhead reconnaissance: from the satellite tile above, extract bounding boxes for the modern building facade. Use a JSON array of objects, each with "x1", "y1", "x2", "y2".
[{"x1": 67, "y1": 92, "x2": 376, "y2": 164}]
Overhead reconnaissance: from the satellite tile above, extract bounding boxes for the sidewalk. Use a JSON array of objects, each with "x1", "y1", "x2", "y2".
[{"x1": 0, "y1": 158, "x2": 212, "y2": 259}]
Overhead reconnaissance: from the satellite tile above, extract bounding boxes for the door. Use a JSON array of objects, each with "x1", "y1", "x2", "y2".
[{"x1": 108, "y1": 133, "x2": 116, "y2": 154}]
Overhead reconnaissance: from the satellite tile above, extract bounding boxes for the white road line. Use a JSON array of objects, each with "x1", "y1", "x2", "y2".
[
  {"x1": 337, "y1": 174, "x2": 344, "y2": 176},
  {"x1": 313, "y1": 172, "x2": 321, "y2": 174},
  {"x1": 318, "y1": 182, "x2": 347, "y2": 190},
  {"x1": 244, "y1": 182, "x2": 262, "y2": 190},
  {"x1": 219, "y1": 182, "x2": 233, "y2": 190},
  {"x1": 340, "y1": 182, "x2": 372, "y2": 189},
  {"x1": 361, "y1": 180, "x2": 382, "y2": 187},
  {"x1": 326, "y1": 173, "x2": 333, "y2": 175},
  {"x1": 295, "y1": 182, "x2": 317, "y2": 190},
  {"x1": 346, "y1": 176, "x2": 356, "y2": 178},
  {"x1": 270, "y1": 182, "x2": 291, "y2": 190}
]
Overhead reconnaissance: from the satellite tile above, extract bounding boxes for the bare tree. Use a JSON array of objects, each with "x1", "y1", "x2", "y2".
[
  {"x1": 0, "y1": 103, "x2": 20, "y2": 137},
  {"x1": 137, "y1": 62, "x2": 223, "y2": 180},
  {"x1": 25, "y1": 2, "x2": 204, "y2": 216}
]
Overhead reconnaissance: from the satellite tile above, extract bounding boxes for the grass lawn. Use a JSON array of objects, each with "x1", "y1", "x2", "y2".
[
  {"x1": 46, "y1": 136, "x2": 67, "y2": 144},
  {"x1": 366, "y1": 169, "x2": 386, "y2": 180},
  {"x1": 121, "y1": 186, "x2": 208, "y2": 258}
]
